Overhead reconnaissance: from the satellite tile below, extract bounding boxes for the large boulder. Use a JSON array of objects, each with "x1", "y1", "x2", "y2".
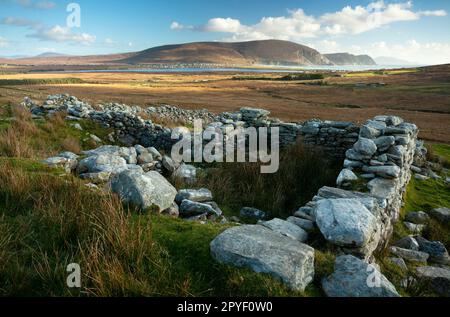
[
  {"x1": 322, "y1": 255, "x2": 400, "y2": 297},
  {"x1": 77, "y1": 154, "x2": 128, "y2": 174},
  {"x1": 83, "y1": 145, "x2": 137, "y2": 164},
  {"x1": 315, "y1": 198, "x2": 379, "y2": 248},
  {"x1": 210, "y1": 225, "x2": 314, "y2": 291},
  {"x1": 109, "y1": 170, "x2": 177, "y2": 211}
]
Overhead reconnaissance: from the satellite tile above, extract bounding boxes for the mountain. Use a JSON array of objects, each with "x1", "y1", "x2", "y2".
[
  {"x1": 35, "y1": 52, "x2": 70, "y2": 58},
  {"x1": 324, "y1": 53, "x2": 376, "y2": 66},
  {"x1": 121, "y1": 40, "x2": 333, "y2": 66},
  {"x1": 375, "y1": 56, "x2": 416, "y2": 65},
  {"x1": 1, "y1": 40, "x2": 379, "y2": 67}
]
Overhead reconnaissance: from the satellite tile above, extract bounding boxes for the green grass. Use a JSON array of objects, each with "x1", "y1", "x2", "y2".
[
  {"x1": 394, "y1": 142, "x2": 450, "y2": 247},
  {"x1": 0, "y1": 157, "x2": 313, "y2": 296}
]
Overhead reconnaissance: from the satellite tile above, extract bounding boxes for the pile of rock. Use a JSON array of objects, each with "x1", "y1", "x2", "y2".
[
  {"x1": 300, "y1": 120, "x2": 360, "y2": 158},
  {"x1": 146, "y1": 104, "x2": 216, "y2": 123}
]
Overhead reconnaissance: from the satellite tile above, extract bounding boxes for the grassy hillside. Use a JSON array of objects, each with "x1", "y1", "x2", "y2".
[{"x1": 0, "y1": 103, "x2": 321, "y2": 296}]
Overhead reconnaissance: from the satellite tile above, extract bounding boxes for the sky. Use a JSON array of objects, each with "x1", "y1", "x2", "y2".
[{"x1": 0, "y1": 0, "x2": 449, "y2": 64}]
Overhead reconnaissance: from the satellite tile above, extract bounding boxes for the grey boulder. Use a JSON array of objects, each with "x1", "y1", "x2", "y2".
[
  {"x1": 210, "y1": 225, "x2": 314, "y2": 291},
  {"x1": 315, "y1": 198, "x2": 378, "y2": 248},
  {"x1": 109, "y1": 170, "x2": 177, "y2": 211},
  {"x1": 322, "y1": 255, "x2": 400, "y2": 297},
  {"x1": 354, "y1": 138, "x2": 377, "y2": 157}
]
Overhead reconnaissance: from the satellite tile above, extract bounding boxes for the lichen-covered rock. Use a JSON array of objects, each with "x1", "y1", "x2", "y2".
[
  {"x1": 77, "y1": 154, "x2": 128, "y2": 174},
  {"x1": 322, "y1": 255, "x2": 400, "y2": 297},
  {"x1": 109, "y1": 170, "x2": 177, "y2": 211},
  {"x1": 315, "y1": 198, "x2": 379, "y2": 248},
  {"x1": 175, "y1": 188, "x2": 213, "y2": 204},
  {"x1": 210, "y1": 225, "x2": 315, "y2": 291}
]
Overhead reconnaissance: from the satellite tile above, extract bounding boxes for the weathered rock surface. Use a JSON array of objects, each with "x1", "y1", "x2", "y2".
[
  {"x1": 179, "y1": 200, "x2": 221, "y2": 217},
  {"x1": 416, "y1": 266, "x2": 450, "y2": 296},
  {"x1": 260, "y1": 218, "x2": 308, "y2": 242},
  {"x1": 430, "y1": 207, "x2": 450, "y2": 225},
  {"x1": 315, "y1": 198, "x2": 378, "y2": 248},
  {"x1": 405, "y1": 211, "x2": 430, "y2": 225},
  {"x1": 389, "y1": 246, "x2": 429, "y2": 263},
  {"x1": 210, "y1": 225, "x2": 315, "y2": 291},
  {"x1": 77, "y1": 154, "x2": 128, "y2": 174},
  {"x1": 109, "y1": 170, "x2": 177, "y2": 211},
  {"x1": 240, "y1": 207, "x2": 267, "y2": 220},
  {"x1": 322, "y1": 255, "x2": 400, "y2": 297},
  {"x1": 175, "y1": 188, "x2": 213, "y2": 204}
]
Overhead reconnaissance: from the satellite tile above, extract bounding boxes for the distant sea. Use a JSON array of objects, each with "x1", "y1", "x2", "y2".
[{"x1": 62, "y1": 64, "x2": 423, "y2": 74}]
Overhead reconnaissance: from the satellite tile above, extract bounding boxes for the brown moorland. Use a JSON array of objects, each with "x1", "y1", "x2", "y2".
[{"x1": 0, "y1": 64, "x2": 449, "y2": 143}]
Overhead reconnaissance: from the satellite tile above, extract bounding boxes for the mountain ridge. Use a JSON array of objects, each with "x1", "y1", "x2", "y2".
[{"x1": 1, "y1": 40, "x2": 378, "y2": 66}]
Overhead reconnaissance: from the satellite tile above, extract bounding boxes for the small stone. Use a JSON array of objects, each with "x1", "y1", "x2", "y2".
[
  {"x1": 415, "y1": 236, "x2": 450, "y2": 265},
  {"x1": 390, "y1": 246, "x2": 429, "y2": 263},
  {"x1": 336, "y1": 169, "x2": 358, "y2": 187},
  {"x1": 354, "y1": 138, "x2": 377, "y2": 156},
  {"x1": 175, "y1": 188, "x2": 213, "y2": 204},
  {"x1": 287, "y1": 216, "x2": 315, "y2": 232},
  {"x1": 430, "y1": 207, "x2": 450, "y2": 224},
  {"x1": 240, "y1": 207, "x2": 267, "y2": 220},
  {"x1": 404, "y1": 222, "x2": 426, "y2": 234},
  {"x1": 387, "y1": 257, "x2": 408, "y2": 271},
  {"x1": 405, "y1": 211, "x2": 430, "y2": 225},
  {"x1": 260, "y1": 218, "x2": 308, "y2": 242},
  {"x1": 394, "y1": 236, "x2": 420, "y2": 251}
]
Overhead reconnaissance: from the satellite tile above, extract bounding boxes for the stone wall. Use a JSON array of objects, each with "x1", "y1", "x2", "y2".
[{"x1": 295, "y1": 115, "x2": 419, "y2": 260}]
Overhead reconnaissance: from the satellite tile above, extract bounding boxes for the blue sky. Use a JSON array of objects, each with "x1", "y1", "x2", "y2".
[{"x1": 0, "y1": 0, "x2": 449, "y2": 64}]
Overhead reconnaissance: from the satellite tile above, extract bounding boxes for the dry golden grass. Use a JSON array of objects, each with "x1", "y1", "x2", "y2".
[{"x1": 1, "y1": 64, "x2": 449, "y2": 143}]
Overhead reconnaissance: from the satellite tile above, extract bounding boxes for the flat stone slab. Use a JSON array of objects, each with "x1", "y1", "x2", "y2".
[
  {"x1": 322, "y1": 255, "x2": 400, "y2": 297},
  {"x1": 210, "y1": 225, "x2": 314, "y2": 291},
  {"x1": 260, "y1": 218, "x2": 308, "y2": 242}
]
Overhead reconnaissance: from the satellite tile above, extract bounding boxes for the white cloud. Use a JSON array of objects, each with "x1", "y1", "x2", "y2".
[
  {"x1": 27, "y1": 25, "x2": 96, "y2": 45},
  {"x1": 1, "y1": 16, "x2": 40, "y2": 27},
  {"x1": 307, "y1": 38, "x2": 450, "y2": 65},
  {"x1": 171, "y1": 1, "x2": 446, "y2": 41},
  {"x1": 104, "y1": 38, "x2": 117, "y2": 45},
  {"x1": 14, "y1": 0, "x2": 55, "y2": 9},
  {"x1": 0, "y1": 37, "x2": 10, "y2": 48}
]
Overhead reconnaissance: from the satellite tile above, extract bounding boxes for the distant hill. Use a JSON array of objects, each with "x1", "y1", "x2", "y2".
[
  {"x1": 121, "y1": 40, "x2": 333, "y2": 66},
  {"x1": 35, "y1": 52, "x2": 70, "y2": 58},
  {"x1": 375, "y1": 56, "x2": 416, "y2": 65},
  {"x1": 1, "y1": 40, "x2": 380, "y2": 67},
  {"x1": 324, "y1": 53, "x2": 376, "y2": 65}
]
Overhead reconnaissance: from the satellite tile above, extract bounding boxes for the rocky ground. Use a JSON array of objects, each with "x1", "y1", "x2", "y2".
[{"x1": 0, "y1": 93, "x2": 449, "y2": 297}]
